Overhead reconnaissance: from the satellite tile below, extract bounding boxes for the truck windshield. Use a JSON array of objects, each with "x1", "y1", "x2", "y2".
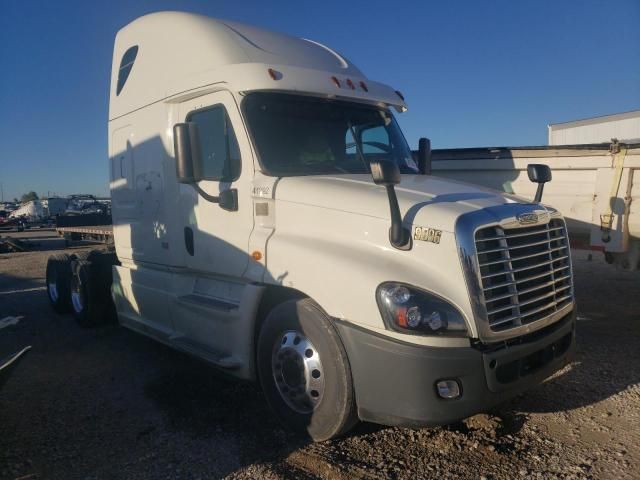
[{"x1": 243, "y1": 92, "x2": 418, "y2": 176}]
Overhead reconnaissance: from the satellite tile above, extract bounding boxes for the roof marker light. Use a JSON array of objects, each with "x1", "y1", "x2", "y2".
[
  {"x1": 359, "y1": 81, "x2": 369, "y2": 92},
  {"x1": 395, "y1": 90, "x2": 405, "y2": 101},
  {"x1": 268, "y1": 68, "x2": 281, "y2": 80},
  {"x1": 346, "y1": 79, "x2": 355, "y2": 90},
  {"x1": 331, "y1": 76, "x2": 341, "y2": 88}
]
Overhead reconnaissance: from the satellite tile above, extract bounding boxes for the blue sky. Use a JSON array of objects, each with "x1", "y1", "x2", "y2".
[{"x1": 1, "y1": 0, "x2": 638, "y2": 200}]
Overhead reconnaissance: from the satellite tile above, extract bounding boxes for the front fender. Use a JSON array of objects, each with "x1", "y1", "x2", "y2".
[{"x1": 263, "y1": 201, "x2": 477, "y2": 344}]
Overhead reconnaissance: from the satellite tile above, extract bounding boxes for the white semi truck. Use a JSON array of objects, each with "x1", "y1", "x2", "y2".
[{"x1": 46, "y1": 12, "x2": 576, "y2": 441}]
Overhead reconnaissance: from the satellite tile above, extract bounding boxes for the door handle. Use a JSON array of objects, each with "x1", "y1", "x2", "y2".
[{"x1": 184, "y1": 227, "x2": 194, "y2": 256}]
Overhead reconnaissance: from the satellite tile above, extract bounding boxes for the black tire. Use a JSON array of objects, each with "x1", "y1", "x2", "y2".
[
  {"x1": 45, "y1": 254, "x2": 73, "y2": 313},
  {"x1": 91, "y1": 251, "x2": 118, "y2": 323},
  {"x1": 257, "y1": 298, "x2": 358, "y2": 441},
  {"x1": 69, "y1": 259, "x2": 111, "y2": 327}
]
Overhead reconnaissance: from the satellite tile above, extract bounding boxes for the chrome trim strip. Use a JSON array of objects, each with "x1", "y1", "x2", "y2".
[
  {"x1": 479, "y1": 245, "x2": 566, "y2": 267},
  {"x1": 514, "y1": 289, "x2": 560, "y2": 309},
  {"x1": 483, "y1": 279, "x2": 516, "y2": 291},
  {"x1": 476, "y1": 225, "x2": 564, "y2": 242},
  {"x1": 480, "y1": 237, "x2": 564, "y2": 254},
  {"x1": 482, "y1": 266, "x2": 571, "y2": 291},
  {"x1": 481, "y1": 255, "x2": 569, "y2": 279},
  {"x1": 486, "y1": 295, "x2": 573, "y2": 329},
  {"x1": 485, "y1": 290, "x2": 518, "y2": 303},
  {"x1": 514, "y1": 276, "x2": 571, "y2": 296},
  {"x1": 487, "y1": 303, "x2": 520, "y2": 315}
]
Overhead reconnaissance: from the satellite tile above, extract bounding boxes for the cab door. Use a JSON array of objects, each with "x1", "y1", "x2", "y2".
[
  {"x1": 177, "y1": 90, "x2": 255, "y2": 278},
  {"x1": 169, "y1": 90, "x2": 257, "y2": 365}
]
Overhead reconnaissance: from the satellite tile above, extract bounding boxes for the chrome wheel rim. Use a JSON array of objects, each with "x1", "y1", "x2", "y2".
[
  {"x1": 48, "y1": 282, "x2": 58, "y2": 302},
  {"x1": 71, "y1": 280, "x2": 83, "y2": 313},
  {"x1": 272, "y1": 330, "x2": 325, "y2": 414}
]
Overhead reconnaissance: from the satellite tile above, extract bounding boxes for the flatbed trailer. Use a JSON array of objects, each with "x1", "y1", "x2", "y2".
[{"x1": 56, "y1": 225, "x2": 113, "y2": 243}]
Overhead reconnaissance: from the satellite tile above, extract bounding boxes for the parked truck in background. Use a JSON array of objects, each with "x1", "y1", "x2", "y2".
[{"x1": 45, "y1": 12, "x2": 576, "y2": 441}]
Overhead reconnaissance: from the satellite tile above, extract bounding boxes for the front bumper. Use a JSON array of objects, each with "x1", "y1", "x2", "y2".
[{"x1": 334, "y1": 310, "x2": 575, "y2": 427}]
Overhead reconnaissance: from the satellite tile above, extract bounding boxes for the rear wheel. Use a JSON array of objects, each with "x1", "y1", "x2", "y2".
[
  {"x1": 70, "y1": 257, "x2": 114, "y2": 327},
  {"x1": 46, "y1": 254, "x2": 73, "y2": 313},
  {"x1": 257, "y1": 298, "x2": 358, "y2": 441}
]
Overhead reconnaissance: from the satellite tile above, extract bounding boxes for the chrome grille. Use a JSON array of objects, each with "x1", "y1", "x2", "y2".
[{"x1": 475, "y1": 219, "x2": 573, "y2": 332}]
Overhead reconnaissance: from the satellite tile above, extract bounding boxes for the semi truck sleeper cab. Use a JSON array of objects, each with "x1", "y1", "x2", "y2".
[{"x1": 46, "y1": 11, "x2": 575, "y2": 441}]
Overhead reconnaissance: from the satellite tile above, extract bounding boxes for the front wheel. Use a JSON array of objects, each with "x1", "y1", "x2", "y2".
[{"x1": 257, "y1": 298, "x2": 358, "y2": 441}]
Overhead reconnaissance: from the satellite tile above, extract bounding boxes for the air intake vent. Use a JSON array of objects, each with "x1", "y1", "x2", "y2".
[{"x1": 475, "y1": 219, "x2": 573, "y2": 332}]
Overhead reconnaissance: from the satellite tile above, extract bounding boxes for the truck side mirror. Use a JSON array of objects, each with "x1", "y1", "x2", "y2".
[
  {"x1": 418, "y1": 137, "x2": 431, "y2": 175},
  {"x1": 371, "y1": 159, "x2": 401, "y2": 186},
  {"x1": 173, "y1": 122, "x2": 202, "y2": 183},
  {"x1": 173, "y1": 122, "x2": 238, "y2": 211},
  {"x1": 370, "y1": 160, "x2": 409, "y2": 250},
  {"x1": 527, "y1": 164, "x2": 552, "y2": 203}
]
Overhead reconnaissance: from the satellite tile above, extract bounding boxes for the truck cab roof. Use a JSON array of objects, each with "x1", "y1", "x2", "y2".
[{"x1": 109, "y1": 11, "x2": 407, "y2": 120}]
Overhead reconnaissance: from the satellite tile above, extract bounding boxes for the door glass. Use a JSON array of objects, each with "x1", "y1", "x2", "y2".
[{"x1": 188, "y1": 106, "x2": 241, "y2": 181}]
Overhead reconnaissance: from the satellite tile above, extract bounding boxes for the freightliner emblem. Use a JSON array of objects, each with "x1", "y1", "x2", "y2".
[
  {"x1": 413, "y1": 226, "x2": 442, "y2": 244},
  {"x1": 517, "y1": 213, "x2": 539, "y2": 225}
]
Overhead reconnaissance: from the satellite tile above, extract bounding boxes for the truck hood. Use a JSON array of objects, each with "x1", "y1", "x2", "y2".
[{"x1": 275, "y1": 174, "x2": 525, "y2": 232}]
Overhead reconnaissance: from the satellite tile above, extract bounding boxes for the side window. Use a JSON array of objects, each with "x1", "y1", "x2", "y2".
[
  {"x1": 361, "y1": 126, "x2": 390, "y2": 154},
  {"x1": 344, "y1": 125, "x2": 392, "y2": 159},
  {"x1": 116, "y1": 46, "x2": 138, "y2": 96},
  {"x1": 188, "y1": 105, "x2": 241, "y2": 181},
  {"x1": 345, "y1": 128, "x2": 357, "y2": 155}
]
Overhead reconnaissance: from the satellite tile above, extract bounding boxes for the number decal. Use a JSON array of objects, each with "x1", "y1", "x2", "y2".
[{"x1": 413, "y1": 226, "x2": 442, "y2": 244}]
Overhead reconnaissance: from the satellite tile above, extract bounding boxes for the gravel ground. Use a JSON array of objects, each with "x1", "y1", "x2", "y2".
[{"x1": 0, "y1": 235, "x2": 638, "y2": 479}]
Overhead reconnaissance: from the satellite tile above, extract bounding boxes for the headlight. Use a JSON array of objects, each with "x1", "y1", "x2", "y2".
[{"x1": 376, "y1": 282, "x2": 468, "y2": 336}]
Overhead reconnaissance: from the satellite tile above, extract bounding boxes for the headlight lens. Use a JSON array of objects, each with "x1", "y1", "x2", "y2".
[{"x1": 376, "y1": 282, "x2": 468, "y2": 336}]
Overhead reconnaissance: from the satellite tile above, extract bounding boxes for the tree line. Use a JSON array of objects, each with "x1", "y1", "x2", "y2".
[{"x1": 4, "y1": 191, "x2": 40, "y2": 203}]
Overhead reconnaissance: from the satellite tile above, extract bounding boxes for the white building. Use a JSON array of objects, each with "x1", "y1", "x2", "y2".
[{"x1": 548, "y1": 110, "x2": 640, "y2": 146}]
